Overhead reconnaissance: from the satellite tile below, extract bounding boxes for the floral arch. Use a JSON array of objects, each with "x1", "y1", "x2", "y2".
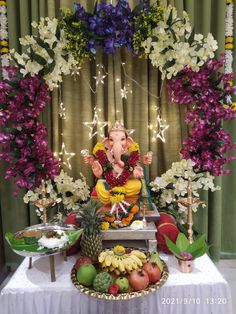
[{"x1": 0, "y1": 0, "x2": 235, "y2": 194}]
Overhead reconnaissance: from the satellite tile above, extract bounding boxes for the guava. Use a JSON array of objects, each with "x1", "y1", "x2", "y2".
[
  {"x1": 76, "y1": 264, "x2": 97, "y2": 286},
  {"x1": 115, "y1": 277, "x2": 129, "y2": 293}
]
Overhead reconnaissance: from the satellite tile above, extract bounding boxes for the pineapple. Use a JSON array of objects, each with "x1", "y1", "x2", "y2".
[{"x1": 79, "y1": 199, "x2": 103, "y2": 261}]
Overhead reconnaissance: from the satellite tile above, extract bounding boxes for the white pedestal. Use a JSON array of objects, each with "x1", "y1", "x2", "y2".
[{"x1": 101, "y1": 221, "x2": 157, "y2": 251}]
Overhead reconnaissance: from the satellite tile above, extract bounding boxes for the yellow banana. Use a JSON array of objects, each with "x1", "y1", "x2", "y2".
[
  {"x1": 111, "y1": 256, "x2": 119, "y2": 268},
  {"x1": 109, "y1": 265, "x2": 115, "y2": 272},
  {"x1": 131, "y1": 250, "x2": 147, "y2": 260},
  {"x1": 104, "y1": 253, "x2": 112, "y2": 267},
  {"x1": 123, "y1": 257, "x2": 133, "y2": 272},
  {"x1": 117, "y1": 258, "x2": 125, "y2": 273},
  {"x1": 98, "y1": 251, "x2": 107, "y2": 263},
  {"x1": 114, "y1": 268, "x2": 121, "y2": 276},
  {"x1": 130, "y1": 254, "x2": 143, "y2": 267}
]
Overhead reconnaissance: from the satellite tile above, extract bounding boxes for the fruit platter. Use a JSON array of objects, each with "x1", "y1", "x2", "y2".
[
  {"x1": 5, "y1": 223, "x2": 83, "y2": 257},
  {"x1": 71, "y1": 246, "x2": 169, "y2": 300}
]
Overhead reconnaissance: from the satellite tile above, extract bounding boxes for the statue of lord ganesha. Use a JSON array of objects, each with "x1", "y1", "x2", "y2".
[{"x1": 82, "y1": 121, "x2": 152, "y2": 210}]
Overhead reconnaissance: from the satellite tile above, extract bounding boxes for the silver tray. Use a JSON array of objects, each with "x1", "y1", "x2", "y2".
[{"x1": 11, "y1": 223, "x2": 78, "y2": 258}]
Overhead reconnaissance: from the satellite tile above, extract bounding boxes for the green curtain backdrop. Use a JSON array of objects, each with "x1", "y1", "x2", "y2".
[{"x1": 0, "y1": 0, "x2": 235, "y2": 267}]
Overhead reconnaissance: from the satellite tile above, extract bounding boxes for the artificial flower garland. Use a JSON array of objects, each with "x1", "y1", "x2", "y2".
[
  {"x1": 93, "y1": 142, "x2": 140, "y2": 188},
  {"x1": 0, "y1": 0, "x2": 235, "y2": 192},
  {"x1": 0, "y1": 0, "x2": 9, "y2": 78},
  {"x1": 225, "y1": 0, "x2": 235, "y2": 108}
]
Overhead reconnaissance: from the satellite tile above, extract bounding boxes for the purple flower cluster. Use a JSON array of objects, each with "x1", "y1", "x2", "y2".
[
  {"x1": 0, "y1": 67, "x2": 60, "y2": 193},
  {"x1": 167, "y1": 58, "x2": 236, "y2": 176},
  {"x1": 74, "y1": 0, "x2": 134, "y2": 54}
]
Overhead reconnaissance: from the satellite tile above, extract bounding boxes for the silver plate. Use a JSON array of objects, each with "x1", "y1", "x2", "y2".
[{"x1": 12, "y1": 223, "x2": 78, "y2": 257}]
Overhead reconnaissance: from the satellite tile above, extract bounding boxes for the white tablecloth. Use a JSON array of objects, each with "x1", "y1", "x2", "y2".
[{"x1": 0, "y1": 254, "x2": 232, "y2": 314}]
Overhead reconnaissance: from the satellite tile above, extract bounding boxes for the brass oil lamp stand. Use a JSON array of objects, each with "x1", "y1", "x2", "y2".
[
  {"x1": 28, "y1": 180, "x2": 65, "y2": 282},
  {"x1": 178, "y1": 179, "x2": 204, "y2": 244}
]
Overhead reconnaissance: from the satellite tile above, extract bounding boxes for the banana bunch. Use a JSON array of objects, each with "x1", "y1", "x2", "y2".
[{"x1": 98, "y1": 249, "x2": 148, "y2": 276}]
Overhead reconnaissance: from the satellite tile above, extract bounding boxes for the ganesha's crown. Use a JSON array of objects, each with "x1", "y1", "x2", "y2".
[{"x1": 109, "y1": 121, "x2": 127, "y2": 133}]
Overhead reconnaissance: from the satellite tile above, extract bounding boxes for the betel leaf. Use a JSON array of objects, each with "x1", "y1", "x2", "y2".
[
  {"x1": 186, "y1": 234, "x2": 207, "y2": 255},
  {"x1": 55, "y1": 25, "x2": 61, "y2": 40},
  {"x1": 176, "y1": 233, "x2": 190, "y2": 252},
  {"x1": 164, "y1": 235, "x2": 181, "y2": 256},
  {"x1": 67, "y1": 229, "x2": 83, "y2": 245},
  {"x1": 190, "y1": 246, "x2": 209, "y2": 259},
  {"x1": 31, "y1": 49, "x2": 47, "y2": 66}
]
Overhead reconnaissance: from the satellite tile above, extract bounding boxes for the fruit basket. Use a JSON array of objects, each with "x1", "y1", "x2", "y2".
[
  {"x1": 5, "y1": 223, "x2": 83, "y2": 257},
  {"x1": 71, "y1": 247, "x2": 169, "y2": 300}
]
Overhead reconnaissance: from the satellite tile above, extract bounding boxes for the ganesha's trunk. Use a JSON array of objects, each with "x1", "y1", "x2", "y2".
[{"x1": 112, "y1": 142, "x2": 125, "y2": 167}]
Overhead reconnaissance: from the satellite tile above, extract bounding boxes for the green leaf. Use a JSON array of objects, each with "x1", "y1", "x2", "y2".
[
  {"x1": 188, "y1": 27, "x2": 195, "y2": 45},
  {"x1": 166, "y1": 8, "x2": 173, "y2": 26},
  {"x1": 52, "y1": 41, "x2": 57, "y2": 49},
  {"x1": 43, "y1": 60, "x2": 56, "y2": 76},
  {"x1": 186, "y1": 234, "x2": 207, "y2": 255},
  {"x1": 169, "y1": 28, "x2": 177, "y2": 42},
  {"x1": 132, "y1": 3, "x2": 144, "y2": 17},
  {"x1": 191, "y1": 246, "x2": 209, "y2": 259},
  {"x1": 46, "y1": 48, "x2": 55, "y2": 59},
  {"x1": 162, "y1": 59, "x2": 175, "y2": 71},
  {"x1": 67, "y1": 229, "x2": 83, "y2": 245},
  {"x1": 55, "y1": 25, "x2": 61, "y2": 40},
  {"x1": 31, "y1": 49, "x2": 47, "y2": 66},
  {"x1": 34, "y1": 36, "x2": 50, "y2": 50},
  {"x1": 164, "y1": 235, "x2": 181, "y2": 255},
  {"x1": 176, "y1": 233, "x2": 190, "y2": 252}
]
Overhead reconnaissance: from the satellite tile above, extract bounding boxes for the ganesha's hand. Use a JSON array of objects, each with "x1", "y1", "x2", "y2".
[
  {"x1": 83, "y1": 155, "x2": 95, "y2": 166},
  {"x1": 142, "y1": 151, "x2": 153, "y2": 165},
  {"x1": 133, "y1": 166, "x2": 144, "y2": 178},
  {"x1": 92, "y1": 160, "x2": 103, "y2": 178}
]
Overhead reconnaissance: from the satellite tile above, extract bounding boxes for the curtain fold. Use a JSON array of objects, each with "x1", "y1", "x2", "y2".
[{"x1": 1, "y1": 0, "x2": 235, "y2": 266}]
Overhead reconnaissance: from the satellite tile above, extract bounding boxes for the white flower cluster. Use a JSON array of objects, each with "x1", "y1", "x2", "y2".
[
  {"x1": 24, "y1": 170, "x2": 90, "y2": 220},
  {"x1": 11, "y1": 17, "x2": 78, "y2": 90},
  {"x1": 0, "y1": 2, "x2": 10, "y2": 79},
  {"x1": 150, "y1": 159, "x2": 220, "y2": 223},
  {"x1": 142, "y1": 5, "x2": 218, "y2": 80}
]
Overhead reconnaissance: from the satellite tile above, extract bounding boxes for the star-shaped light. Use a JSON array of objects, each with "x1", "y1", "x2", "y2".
[
  {"x1": 58, "y1": 142, "x2": 75, "y2": 170},
  {"x1": 58, "y1": 102, "x2": 66, "y2": 119},
  {"x1": 150, "y1": 114, "x2": 169, "y2": 143},
  {"x1": 121, "y1": 86, "x2": 128, "y2": 99},
  {"x1": 83, "y1": 107, "x2": 108, "y2": 139},
  {"x1": 93, "y1": 64, "x2": 107, "y2": 86},
  {"x1": 71, "y1": 65, "x2": 81, "y2": 80}
]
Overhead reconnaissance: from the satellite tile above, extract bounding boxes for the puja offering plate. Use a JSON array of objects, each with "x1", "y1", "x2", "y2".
[
  {"x1": 71, "y1": 247, "x2": 169, "y2": 300},
  {"x1": 5, "y1": 223, "x2": 83, "y2": 257}
]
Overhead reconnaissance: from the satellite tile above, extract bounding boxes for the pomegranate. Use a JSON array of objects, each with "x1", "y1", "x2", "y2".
[
  {"x1": 75, "y1": 256, "x2": 93, "y2": 270},
  {"x1": 129, "y1": 269, "x2": 149, "y2": 291},
  {"x1": 143, "y1": 262, "x2": 161, "y2": 284}
]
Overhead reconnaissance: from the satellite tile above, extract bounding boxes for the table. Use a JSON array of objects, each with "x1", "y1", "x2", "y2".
[{"x1": 0, "y1": 254, "x2": 232, "y2": 314}]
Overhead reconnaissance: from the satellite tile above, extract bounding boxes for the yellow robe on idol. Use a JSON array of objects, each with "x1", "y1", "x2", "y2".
[{"x1": 96, "y1": 179, "x2": 142, "y2": 205}]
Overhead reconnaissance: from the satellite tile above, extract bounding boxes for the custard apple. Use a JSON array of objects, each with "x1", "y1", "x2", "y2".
[{"x1": 93, "y1": 272, "x2": 114, "y2": 293}]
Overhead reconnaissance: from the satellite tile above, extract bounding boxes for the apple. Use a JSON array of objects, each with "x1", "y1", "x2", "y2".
[
  {"x1": 143, "y1": 262, "x2": 161, "y2": 284},
  {"x1": 129, "y1": 269, "x2": 149, "y2": 291},
  {"x1": 115, "y1": 277, "x2": 129, "y2": 293},
  {"x1": 75, "y1": 256, "x2": 93, "y2": 270},
  {"x1": 76, "y1": 264, "x2": 97, "y2": 286}
]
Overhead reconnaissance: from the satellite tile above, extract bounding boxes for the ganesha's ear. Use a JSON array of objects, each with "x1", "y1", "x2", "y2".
[
  {"x1": 102, "y1": 137, "x2": 111, "y2": 149},
  {"x1": 126, "y1": 136, "x2": 134, "y2": 148}
]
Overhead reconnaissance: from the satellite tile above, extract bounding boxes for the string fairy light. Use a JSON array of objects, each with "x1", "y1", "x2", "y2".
[
  {"x1": 149, "y1": 108, "x2": 169, "y2": 143},
  {"x1": 83, "y1": 106, "x2": 108, "y2": 139},
  {"x1": 93, "y1": 63, "x2": 107, "y2": 86},
  {"x1": 58, "y1": 141, "x2": 76, "y2": 170}
]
